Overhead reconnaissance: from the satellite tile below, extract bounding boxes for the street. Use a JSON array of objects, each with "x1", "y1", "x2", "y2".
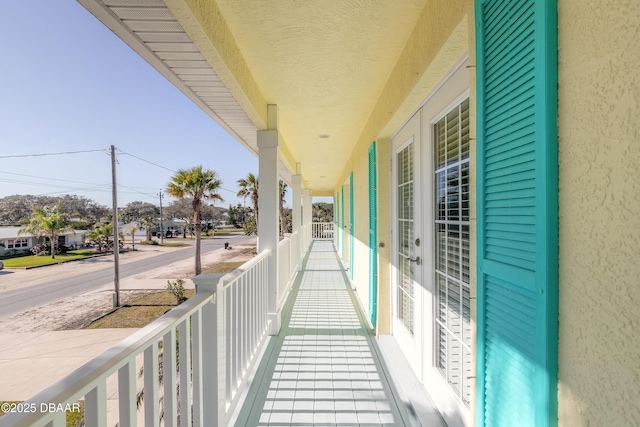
[{"x1": 0, "y1": 234, "x2": 253, "y2": 320}]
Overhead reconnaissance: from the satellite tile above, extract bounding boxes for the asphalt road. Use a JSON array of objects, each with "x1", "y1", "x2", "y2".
[{"x1": 0, "y1": 234, "x2": 253, "y2": 320}]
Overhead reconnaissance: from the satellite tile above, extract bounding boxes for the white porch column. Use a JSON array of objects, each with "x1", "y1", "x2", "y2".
[
  {"x1": 292, "y1": 165, "x2": 302, "y2": 235},
  {"x1": 303, "y1": 187, "x2": 312, "y2": 249},
  {"x1": 292, "y1": 166, "x2": 303, "y2": 270},
  {"x1": 258, "y1": 104, "x2": 281, "y2": 335}
]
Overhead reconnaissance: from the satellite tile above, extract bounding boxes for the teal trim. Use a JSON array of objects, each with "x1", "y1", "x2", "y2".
[
  {"x1": 475, "y1": 0, "x2": 558, "y2": 426},
  {"x1": 334, "y1": 193, "x2": 338, "y2": 248},
  {"x1": 368, "y1": 142, "x2": 378, "y2": 327},
  {"x1": 349, "y1": 172, "x2": 354, "y2": 280},
  {"x1": 336, "y1": 192, "x2": 342, "y2": 253},
  {"x1": 341, "y1": 186, "x2": 345, "y2": 259}
]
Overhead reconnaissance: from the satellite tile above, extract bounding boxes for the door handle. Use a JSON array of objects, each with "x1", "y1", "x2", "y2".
[{"x1": 409, "y1": 256, "x2": 421, "y2": 265}]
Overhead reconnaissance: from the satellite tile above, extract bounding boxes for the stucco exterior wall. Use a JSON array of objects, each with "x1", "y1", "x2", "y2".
[{"x1": 557, "y1": 0, "x2": 640, "y2": 426}]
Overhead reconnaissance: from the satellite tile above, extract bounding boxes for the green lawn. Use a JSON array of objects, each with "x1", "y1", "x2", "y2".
[{"x1": 1, "y1": 250, "x2": 98, "y2": 268}]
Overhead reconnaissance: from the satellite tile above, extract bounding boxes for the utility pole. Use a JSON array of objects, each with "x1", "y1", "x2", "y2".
[
  {"x1": 159, "y1": 191, "x2": 164, "y2": 244},
  {"x1": 111, "y1": 145, "x2": 121, "y2": 307}
]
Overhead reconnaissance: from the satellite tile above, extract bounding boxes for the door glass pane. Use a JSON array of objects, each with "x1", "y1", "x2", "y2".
[
  {"x1": 397, "y1": 143, "x2": 414, "y2": 335},
  {"x1": 434, "y1": 99, "x2": 471, "y2": 406}
]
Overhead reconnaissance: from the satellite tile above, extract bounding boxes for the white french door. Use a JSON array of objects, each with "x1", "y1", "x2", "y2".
[
  {"x1": 391, "y1": 57, "x2": 472, "y2": 427},
  {"x1": 391, "y1": 111, "x2": 423, "y2": 377}
]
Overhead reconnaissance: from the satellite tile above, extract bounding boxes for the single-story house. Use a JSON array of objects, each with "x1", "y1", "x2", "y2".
[{"x1": 0, "y1": 227, "x2": 86, "y2": 256}]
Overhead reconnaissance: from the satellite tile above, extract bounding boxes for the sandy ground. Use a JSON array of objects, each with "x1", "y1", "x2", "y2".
[{"x1": 0, "y1": 241, "x2": 255, "y2": 333}]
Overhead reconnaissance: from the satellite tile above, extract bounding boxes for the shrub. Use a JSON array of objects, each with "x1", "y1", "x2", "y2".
[{"x1": 166, "y1": 279, "x2": 187, "y2": 305}]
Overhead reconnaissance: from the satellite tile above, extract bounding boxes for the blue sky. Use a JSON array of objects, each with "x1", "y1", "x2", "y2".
[{"x1": 0, "y1": 1, "x2": 261, "y2": 209}]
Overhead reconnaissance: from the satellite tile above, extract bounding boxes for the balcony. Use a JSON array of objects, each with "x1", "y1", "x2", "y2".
[{"x1": 0, "y1": 222, "x2": 435, "y2": 427}]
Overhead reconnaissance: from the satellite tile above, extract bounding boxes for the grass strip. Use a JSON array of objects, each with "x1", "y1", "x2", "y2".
[
  {"x1": 85, "y1": 290, "x2": 195, "y2": 329},
  {"x1": 1, "y1": 250, "x2": 98, "y2": 268}
]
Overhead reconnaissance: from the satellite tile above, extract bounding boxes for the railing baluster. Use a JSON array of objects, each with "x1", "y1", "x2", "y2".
[
  {"x1": 118, "y1": 359, "x2": 136, "y2": 427},
  {"x1": 238, "y1": 275, "x2": 244, "y2": 376},
  {"x1": 200, "y1": 289, "x2": 220, "y2": 426},
  {"x1": 234, "y1": 282, "x2": 241, "y2": 390},
  {"x1": 241, "y1": 274, "x2": 248, "y2": 372},
  {"x1": 178, "y1": 319, "x2": 192, "y2": 427},
  {"x1": 163, "y1": 328, "x2": 177, "y2": 426},
  {"x1": 85, "y1": 381, "x2": 107, "y2": 427},
  {"x1": 225, "y1": 286, "x2": 232, "y2": 403},
  {"x1": 44, "y1": 412, "x2": 65, "y2": 427},
  {"x1": 191, "y1": 310, "x2": 203, "y2": 427},
  {"x1": 251, "y1": 267, "x2": 256, "y2": 354},
  {"x1": 143, "y1": 342, "x2": 159, "y2": 427}
]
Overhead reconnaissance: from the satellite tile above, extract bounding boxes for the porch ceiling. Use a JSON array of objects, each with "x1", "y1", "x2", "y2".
[{"x1": 78, "y1": 0, "x2": 428, "y2": 192}]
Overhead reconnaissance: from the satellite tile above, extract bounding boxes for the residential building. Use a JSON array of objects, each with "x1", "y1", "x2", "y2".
[
  {"x1": 4, "y1": 1, "x2": 637, "y2": 426},
  {"x1": 0, "y1": 227, "x2": 86, "y2": 256}
]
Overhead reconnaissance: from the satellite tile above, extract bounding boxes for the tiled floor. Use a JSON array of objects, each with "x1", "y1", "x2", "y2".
[{"x1": 235, "y1": 240, "x2": 411, "y2": 426}]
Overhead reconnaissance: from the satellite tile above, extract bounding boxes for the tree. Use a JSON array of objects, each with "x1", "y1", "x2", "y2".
[
  {"x1": 312, "y1": 202, "x2": 334, "y2": 222},
  {"x1": 0, "y1": 194, "x2": 107, "y2": 227},
  {"x1": 237, "y1": 173, "x2": 259, "y2": 226},
  {"x1": 201, "y1": 204, "x2": 222, "y2": 235},
  {"x1": 243, "y1": 215, "x2": 257, "y2": 235},
  {"x1": 125, "y1": 223, "x2": 139, "y2": 250},
  {"x1": 140, "y1": 215, "x2": 156, "y2": 241},
  {"x1": 19, "y1": 203, "x2": 75, "y2": 259},
  {"x1": 279, "y1": 181, "x2": 289, "y2": 235},
  {"x1": 86, "y1": 222, "x2": 122, "y2": 252},
  {"x1": 121, "y1": 201, "x2": 160, "y2": 223},
  {"x1": 0, "y1": 195, "x2": 40, "y2": 225},
  {"x1": 167, "y1": 166, "x2": 223, "y2": 275}
]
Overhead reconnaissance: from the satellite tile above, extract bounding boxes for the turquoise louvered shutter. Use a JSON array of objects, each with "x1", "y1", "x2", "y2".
[
  {"x1": 476, "y1": 0, "x2": 558, "y2": 426},
  {"x1": 368, "y1": 142, "x2": 378, "y2": 327},
  {"x1": 349, "y1": 172, "x2": 354, "y2": 280}
]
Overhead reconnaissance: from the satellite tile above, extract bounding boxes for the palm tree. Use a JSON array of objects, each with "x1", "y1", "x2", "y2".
[
  {"x1": 140, "y1": 215, "x2": 156, "y2": 241},
  {"x1": 237, "y1": 173, "x2": 259, "y2": 227},
  {"x1": 86, "y1": 222, "x2": 121, "y2": 252},
  {"x1": 125, "y1": 223, "x2": 139, "y2": 250},
  {"x1": 19, "y1": 202, "x2": 74, "y2": 259},
  {"x1": 279, "y1": 180, "x2": 288, "y2": 236},
  {"x1": 167, "y1": 166, "x2": 223, "y2": 275}
]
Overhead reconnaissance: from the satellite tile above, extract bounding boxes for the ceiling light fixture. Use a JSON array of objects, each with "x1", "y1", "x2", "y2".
[{"x1": 318, "y1": 134, "x2": 330, "y2": 139}]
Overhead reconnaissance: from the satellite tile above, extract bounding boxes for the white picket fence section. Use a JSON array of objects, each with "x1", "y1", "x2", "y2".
[
  {"x1": 311, "y1": 222, "x2": 334, "y2": 240},
  {"x1": 0, "y1": 251, "x2": 272, "y2": 427}
]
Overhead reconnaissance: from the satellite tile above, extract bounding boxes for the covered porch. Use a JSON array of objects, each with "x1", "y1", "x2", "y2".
[
  {"x1": 0, "y1": 233, "x2": 443, "y2": 427},
  {"x1": 234, "y1": 239, "x2": 425, "y2": 426}
]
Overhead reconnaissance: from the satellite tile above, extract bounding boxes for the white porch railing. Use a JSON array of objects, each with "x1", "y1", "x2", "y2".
[
  {"x1": 0, "y1": 251, "x2": 272, "y2": 427},
  {"x1": 311, "y1": 222, "x2": 334, "y2": 240},
  {"x1": 278, "y1": 231, "x2": 304, "y2": 310}
]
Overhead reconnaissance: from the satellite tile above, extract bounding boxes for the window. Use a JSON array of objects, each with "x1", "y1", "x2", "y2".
[
  {"x1": 397, "y1": 142, "x2": 415, "y2": 334},
  {"x1": 7, "y1": 238, "x2": 29, "y2": 249},
  {"x1": 434, "y1": 98, "x2": 471, "y2": 405}
]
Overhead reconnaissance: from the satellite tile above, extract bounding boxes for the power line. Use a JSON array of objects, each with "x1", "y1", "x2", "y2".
[
  {"x1": 116, "y1": 148, "x2": 239, "y2": 195},
  {"x1": 34, "y1": 185, "x2": 113, "y2": 197},
  {"x1": 0, "y1": 171, "x2": 110, "y2": 187},
  {"x1": 0, "y1": 148, "x2": 107, "y2": 159},
  {"x1": 0, "y1": 177, "x2": 111, "y2": 191},
  {"x1": 118, "y1": 183, "x2": 157, "y2": 200},
  {"x1": 117, "y1": 149, "x2": 176, "y2": 173}
]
